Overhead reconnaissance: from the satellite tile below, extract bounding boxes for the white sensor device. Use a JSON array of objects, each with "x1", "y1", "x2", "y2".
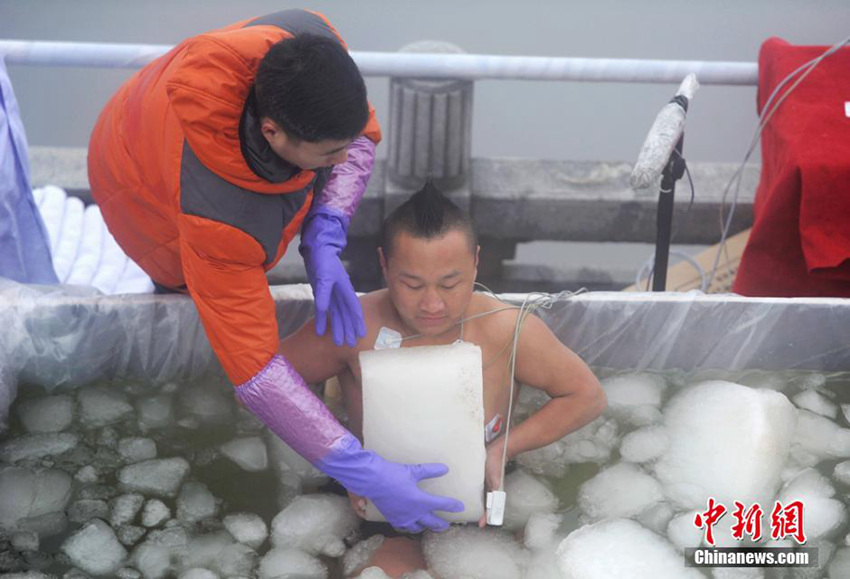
[{"x1": 486, "y1": 490, "x2": 506, "y2": 526}]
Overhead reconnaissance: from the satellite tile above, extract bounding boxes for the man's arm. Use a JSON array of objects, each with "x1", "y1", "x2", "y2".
[
  {"x1": 279, "y1": 315, "x2": 350, "y2": 384},
  {"x1": 491, "y1": 312, "x2": 606, "y2": 465}
]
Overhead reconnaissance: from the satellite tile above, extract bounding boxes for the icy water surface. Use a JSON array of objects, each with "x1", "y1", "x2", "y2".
[{"x1": 1, "y1": 369, "x2": 850, "y2": 578}]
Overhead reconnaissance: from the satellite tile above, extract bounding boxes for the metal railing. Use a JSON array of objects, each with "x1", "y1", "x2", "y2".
[{"x1": 0, "y1": 40, "x2": 758, "y2": 85}]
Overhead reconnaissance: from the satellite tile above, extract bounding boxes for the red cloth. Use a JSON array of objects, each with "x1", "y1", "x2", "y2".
[{"x1": 734, "y1": 37, "x2": 850, "y2": 297}]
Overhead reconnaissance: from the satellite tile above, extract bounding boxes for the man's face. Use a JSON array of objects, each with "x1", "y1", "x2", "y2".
[
  {"x1": 261, "y1": 118, "x2": 352, "y2": 170},
  {"x1": 380, "y1": 229, "x2": 479, "y2": 338}
]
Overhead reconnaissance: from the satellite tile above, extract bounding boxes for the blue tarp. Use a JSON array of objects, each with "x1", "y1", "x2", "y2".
[{"x1": 0, "y1": 58, "x2": 57, "y2": 284}]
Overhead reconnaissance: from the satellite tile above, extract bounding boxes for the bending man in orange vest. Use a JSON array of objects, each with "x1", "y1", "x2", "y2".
[{"x1": 88, "y1": 9, "x2": 462, "y2": 533}]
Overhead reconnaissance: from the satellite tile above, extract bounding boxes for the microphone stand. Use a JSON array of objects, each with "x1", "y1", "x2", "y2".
[{"x1": 652, "y1": 134, "x2": 686, "y2": 291}]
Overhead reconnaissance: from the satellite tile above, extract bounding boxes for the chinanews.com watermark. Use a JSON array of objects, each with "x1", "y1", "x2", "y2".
[
  {"x1": 685, "y1": 547, "x2": 817, "y2": 568},
  {"x1": 684, "y1": 497, "x2": 818, "y2": 568}
]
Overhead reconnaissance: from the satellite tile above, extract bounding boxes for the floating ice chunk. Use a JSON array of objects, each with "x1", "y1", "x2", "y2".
[
  {"x1": 179, "y1": 569, "x2": 219, "y2": 579},
  {"x1": 118, "y1": 458, "x2": 190, "y2": 498},
  {"x1": 829, "y1": 547, "x2": 850, "y2": 579},
  {"x1": 15, "y1": 511, "x2": 68, "y2": 539},
  {"x1": 131, "y1": 543, "x2": 173, "y2": 579},
  {"x1": 601, "y1": 373, "x2": 667, "y2": 427},
  {"x1": 118, "y1": 438, "x2": 157, "y2": 463},
  {"x1": 794, "y1": 410, "x2": 850, "y2": 460},
  {"x1": 524, "y1": 512, "x2": 564, "y2": 552},
  {"x1": 220, "y1": 437, "x2": 268, "y2": 472},
  {"x1": 0, "y1": 433, "x2": 79, "y2": 462},
  {"x1": 503, "y1": 469, "x2": 559, "y2": 531},
  {"x1": 798, "y1": 373, "x2": 828, "y2": 393},
  {"x1": 78, "y1": 387, "x2": 134, "y2": 428},
  {"x1": 258, "y1": 547, "x2": 327, "y2": 579},
  {"x1": 516, "y1": 441, "x2": 569, "y2": 478},
  {"x1": 841, "y1": 405, "x2": 850, "y2": 427},
  {"x1": 178, "y1": 416, "x2": 201, "y2": 430},
  {"x1": 560, "y1": 417, "x2": 619, "y2": 463},
  {"x1": 68, "y1": 499, "x2": 109, "y2": 524},
  {"x1": 11, "y1": 530, "x2": 39, "y2": 551},
  {"x1": 578, "y1": 462, "x2": 663, "y2": 523},
  {"x1": 793, "y1": 390, "x2": 838, "y2": 419},
  {"x1": 620, "y1": 426, "x2": 669, "y2": 463},
  {"x1": 0, "y1": 467, "x2": 72, "y2": 531},
  {"x1": 16, "y1": 395, "x2": 74, "y2": 433},
  {"x1": 75, "y1": 465, "x2": 99, "y2": 484},
  {"x1": 176, "y1": 482, "x2": 218, "y2": 524},
  {"x1": 142, "y1": 499, "x2": 171, "y2": 528},
  {"x1": 343, "y1": 535, "x2": 386, "y2": 577},
  {"x1": 179, "y1": 531, "x2": 258, "y2": 577},
  {"x1": 778, "y1": 469, "x2": 846, "y2": 542},
  {"x1": 523, "y1": 513, "x2": 567, "y2": 579},
  {"x1": 137, "y1": 395, "x2": 174, "y2": 430},
  {"x1": 98, "y1": 426, "x2": 119, "y2": 448},
  {"x1": 266, "y1": 431, "x2": 328, "y2": 488},
  {"x1": 637, "y1": 502, "x2": 675, "y2": 535},
  {"x1": 270, "y1": 494, "x2": 358, "y2": 557},
  {"x1": 517, "y1": 416, "x2": 619, "y2": 476},
  {"x1": 131, "y1": 526, "x2": 190, "y2": 579},
  {"x1": 117, "y1": 525, "x2": 146, "y2": 547},
  {"x1": 422, "y1": 526, "x2": 528, "y2": 579},
  {"x1": 223, "y1": 512, "x2": 268, "y2": 550},
  {"x1": 61, "y1": 519, "x2": 128, "y2": 576},
  {"x1": 556, "y1": 518, "x2": 703, "y2": 579},
  {"x1": 654, "y1": 381, "x2": 796, "y2": 510},
  {"x1": 667, "y1": 511, "x2": 703, "y2": 551},
  {"x1": 783, "y1": 468, "x2": 835, "y2": 499},
  {"x1": 110, "y1": 494, "x2": 145, "y2": 527},
  {"x1": 834, "y1": 461, "x2": 850, "y2": 486},
  {"x1": 354, "y1": 569, "x2": 391, "y2": 579},
  {"x1": 179, "y1": 383, "x2": 233, "y2": 424}
]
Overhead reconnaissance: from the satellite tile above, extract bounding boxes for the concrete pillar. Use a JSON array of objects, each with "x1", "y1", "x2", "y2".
[{"x1": 386, "y1": 41, "x2": 474, "y2": 213}]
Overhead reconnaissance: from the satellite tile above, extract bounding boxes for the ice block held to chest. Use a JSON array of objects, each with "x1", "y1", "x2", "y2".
[{"x1": 360, "y1": 342, "x2": 486, "y2": 523}]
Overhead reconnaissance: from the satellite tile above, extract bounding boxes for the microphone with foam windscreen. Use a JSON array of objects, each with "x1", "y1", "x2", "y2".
[{"x1": 630, "y1": 74, "x2": 700, "y2": 190}]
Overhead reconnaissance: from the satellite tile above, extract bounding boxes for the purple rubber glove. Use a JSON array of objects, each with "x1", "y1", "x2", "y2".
[
  {"x1": 236, "y1": 355, "x2": 465, "y2": 532},
  {"x1": 299, "y1": 205, "x2": 365, "y2": 347},
  {"x1": 300, "y1": 136, "x2": 376, "y2": 347}
]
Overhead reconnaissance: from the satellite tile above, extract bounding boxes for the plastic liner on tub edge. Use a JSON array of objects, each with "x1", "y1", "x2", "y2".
[
  {"x1": 0, "y1": 279, "x2": 316, "y2": 431},
  {"x1": 2, "y1": 283, "x2": 849, "y2": 432}
]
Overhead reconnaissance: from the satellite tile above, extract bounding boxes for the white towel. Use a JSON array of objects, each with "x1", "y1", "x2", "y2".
[
  {"x1": 33, "y1": 185, "x2": 153, "y2": 294},
  {"x1": 64, "y1": 204, "x2": 103, "y2": 287},
  {"x1": 52, "y1": 195, "x2": 84, "y2": 283},
  {"x1": 35, "y1": 185, "x2": 66, "y2": 256}
]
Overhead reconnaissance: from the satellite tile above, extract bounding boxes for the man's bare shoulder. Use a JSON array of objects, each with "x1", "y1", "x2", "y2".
[
  {"x1": 355, "y1": 289, "x2": 397, "y2": 352},
  {"x1": 467, "y1": 293, "x2": 523, "y2": 343},
  {"x1": 469, "y1": 293, "x2": 520, "y2": 327}
]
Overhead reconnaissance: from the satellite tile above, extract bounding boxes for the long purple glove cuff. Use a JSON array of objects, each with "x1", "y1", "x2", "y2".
[
  {"x1": 234, "y1": 354, "x2": 376, "y2": 486},
  {"x1": 235, "y1": 354, "x2": 350, "y2": 464},
  {"x1": 316, "y1": 135, "x2": 376, "y2": 221}
]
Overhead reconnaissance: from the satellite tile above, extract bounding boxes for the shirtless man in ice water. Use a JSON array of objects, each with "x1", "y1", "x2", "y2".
[{"x1": 280, "y1": 181, "x2": 605, "y2": 575}]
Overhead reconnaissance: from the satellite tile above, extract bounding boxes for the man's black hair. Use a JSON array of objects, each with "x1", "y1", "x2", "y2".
[
  {"x1": 255, "y1": 34, "x2": 369, "y2": 143},
  {"x1": 380, "y1": 180, "x2": 478, "y2": 257}
]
